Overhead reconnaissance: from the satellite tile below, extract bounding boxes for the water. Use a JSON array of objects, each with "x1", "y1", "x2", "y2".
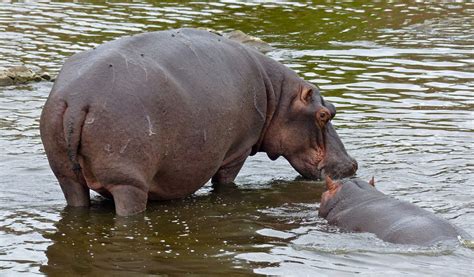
[{"x1": 1, "y1": 1, "x2": 473, "y2": 275}]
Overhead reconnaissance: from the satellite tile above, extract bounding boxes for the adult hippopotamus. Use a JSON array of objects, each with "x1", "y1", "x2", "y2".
[
  {"x1": 319, "y1": 177, "x2": 470, "y2": 246},
  {"x1": 40, "y1": 28, "x2": 357, "y2": 216}
]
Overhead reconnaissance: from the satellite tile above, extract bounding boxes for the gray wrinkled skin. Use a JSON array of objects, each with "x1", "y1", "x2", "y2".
[
  {"x1": 319, "y1": 179, "x2": 471, "y2": 246},
  {"x1": 40, "y1": 28, "x2": 357, "y2": 216}
]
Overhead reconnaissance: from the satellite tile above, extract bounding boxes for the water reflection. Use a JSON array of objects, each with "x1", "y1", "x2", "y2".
[{"x1": 40, "y1": 180, "x2": 323, "y2": 275}]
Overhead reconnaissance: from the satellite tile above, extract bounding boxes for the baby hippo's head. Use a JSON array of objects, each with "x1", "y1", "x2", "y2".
[{"x1": 319, "y1": 176, "x2": 376, "y2": 218}]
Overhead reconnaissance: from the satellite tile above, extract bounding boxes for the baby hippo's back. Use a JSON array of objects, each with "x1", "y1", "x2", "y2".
[
  {"x1": 333, "y1": 196, "x2": 465, "y2": 245},
  {"x1": 320, "y1": 178, "x2": 470, "y2": 246}
]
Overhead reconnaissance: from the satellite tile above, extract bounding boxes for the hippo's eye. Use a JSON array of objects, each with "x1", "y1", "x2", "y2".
[{"x1": 320, "y1": 96, "x2": 336, "y2": 119}]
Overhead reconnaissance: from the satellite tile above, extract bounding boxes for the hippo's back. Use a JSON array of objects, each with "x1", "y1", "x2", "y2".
[
  {"x1": 53, "y1": 28, "x2": 266, "y2": 114},
  {"x1": 380, "y1": 211, "x2": 465, "y2": 245},
  {"x1": 49, "y1": 28, "x2": 268, "y2": 160},
  {"x1": 332, "y1": 196, "x2": 467, "y2": 246}
]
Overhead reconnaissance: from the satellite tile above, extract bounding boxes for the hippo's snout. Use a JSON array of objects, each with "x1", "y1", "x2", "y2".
[
  {"x1": 321, "y1": 156, "x2": 358, "y2": 179},
  {"x1": 318, "y1": 122, "x2": 358, "y2": 179},
  {"x1": 350, "y1": 159, "x2": 358, "y2": 175}
]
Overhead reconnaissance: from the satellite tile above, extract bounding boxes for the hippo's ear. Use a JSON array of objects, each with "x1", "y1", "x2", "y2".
[
  {"x1": 299, "y1": 86, "x2": 313, "y2": 104},
  {"x1": 369, "y1": 176, "x2": 375, "y2": 187},
  {"x1": 325, "y1": 176, "x2": 339, "y2": 191}
]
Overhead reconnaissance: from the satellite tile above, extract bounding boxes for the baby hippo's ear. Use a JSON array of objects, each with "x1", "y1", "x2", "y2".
[
  {"x1": 325, "y1": 176, "x2": 339, "y2": 191},
  {"x1": 369, "y1": 176, "x2": 375, "y2": 187}
]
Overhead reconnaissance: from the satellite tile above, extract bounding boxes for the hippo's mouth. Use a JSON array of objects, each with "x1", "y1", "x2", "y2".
[
  {"x1": 300, "y1": 143, "x2": 356, "y2": 180},
  {"x1": 313, "y1": 126, "x2": 327, "y2": 178},
  {"x1": 283, "y1": 125, "x2": 357, "y2": 180},
  {"x1": 312, "y1": 124, "x2": 358, "y2": 179},
  {"x1": 289, "y1": 146, "x2": 326, "y2": 180},
  {"x1": 312, "y1": 146, "x2": 326, "y2": 179},
  {"x1": 317, "y1": 162, "x2": 327, "y2": 179}
]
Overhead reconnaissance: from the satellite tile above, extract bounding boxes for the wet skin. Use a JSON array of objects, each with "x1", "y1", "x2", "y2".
[
  {"x1": 40, "y1": 28, "x2": 357, "y2": 216},
  {"x1": 319, "y1": 178, "x2": 471, "y2": 246}
]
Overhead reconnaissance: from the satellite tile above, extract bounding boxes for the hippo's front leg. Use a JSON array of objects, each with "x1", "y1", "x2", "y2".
[{"x1": 211, "y1": 149, "x2": 251, "y2": 185}]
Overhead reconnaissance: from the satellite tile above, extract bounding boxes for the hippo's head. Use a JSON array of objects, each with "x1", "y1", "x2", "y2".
[
  {"x1": 319, "y1": 177, "x2": 375, "y2": 218},
  {"x1": 261, "y1": 83, "x2": 357, "y2": 180}
]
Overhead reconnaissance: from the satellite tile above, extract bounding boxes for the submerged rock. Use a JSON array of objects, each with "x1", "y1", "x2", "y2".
[
  {"x1": 0, "y1": 70, "x2": 13, "y2": 86},
  {"x1": 0, "y1": 65, "x2": 53, "y2": 87},
  {"x1": 197, "y1": 28, "x2": 273, "y2": 54},
  {"x1": 223, "y1": 30, "x2": 273, "y2": 53}
]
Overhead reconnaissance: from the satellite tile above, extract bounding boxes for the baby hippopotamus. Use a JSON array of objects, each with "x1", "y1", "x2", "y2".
[{"x1": 319, "y1": 177, "x2": 470, "y2": 246}]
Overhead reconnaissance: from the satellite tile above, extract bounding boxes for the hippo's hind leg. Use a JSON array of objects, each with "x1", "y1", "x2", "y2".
[
  {"x1": 56, "y1": 174, "x2": 90, "y2": 207},
  {"x1": 94, "y1": 171, "x2": 149, "y2": 216},
  {"x1": 40, "y1": 101, "x2": 90, "y2": 207},
  {"x1": 109, "y1": 183, "x2": 148, "y2": 216},
  {"x1": 46, "y1": 150, "x2": 90, "y2": 207}
]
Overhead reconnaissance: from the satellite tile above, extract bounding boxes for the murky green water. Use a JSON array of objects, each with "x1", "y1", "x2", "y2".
[{"x1": 1, "y1": 1, "x2": 473, "y2": 275}]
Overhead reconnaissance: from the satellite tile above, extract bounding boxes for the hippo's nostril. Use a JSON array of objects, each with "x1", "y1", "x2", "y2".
[
  {"x1": 350, "y1": 160, "x2": 358, "y2": 175},
  {"x1": 353, "y1": 160, "x2": 358, "y2": 171}
]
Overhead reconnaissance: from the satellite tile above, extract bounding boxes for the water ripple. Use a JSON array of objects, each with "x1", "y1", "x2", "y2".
[{"x1": 0, "y1": 1, "x2": 473, "y2": 276}]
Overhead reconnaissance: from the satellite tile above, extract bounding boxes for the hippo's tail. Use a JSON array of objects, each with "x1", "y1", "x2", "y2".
[{"x1": 62, "y1": 105, "x2": 88, "y2": 175}]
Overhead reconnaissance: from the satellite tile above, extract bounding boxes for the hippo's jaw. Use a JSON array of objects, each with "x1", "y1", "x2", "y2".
[
  {"x1": 319, "y1": 191, "x2": 333, "y2": 218},
  {"x1": 319, "y1": 183, "x2": 343, "y2": 219},
  {"x1": 316, "y1": 123, "x2": 358, "y2": 179},
  {"x1": 285, "y1": 123, "x2": 357, "y2": 181},
  {"x1": 284, "y1": 144, "x2": 326, "y2": 180},
  {"x1": 282, "y1": 116, "x2": 328, "y2": 180}
]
